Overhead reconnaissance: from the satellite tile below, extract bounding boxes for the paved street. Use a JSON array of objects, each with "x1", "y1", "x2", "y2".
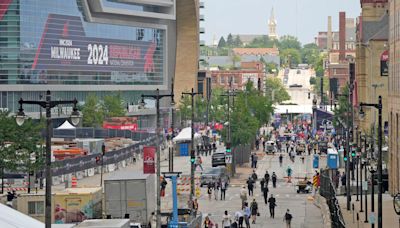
[{"x1": 167, "y1": 149, "x2": 324, "y2": 228}]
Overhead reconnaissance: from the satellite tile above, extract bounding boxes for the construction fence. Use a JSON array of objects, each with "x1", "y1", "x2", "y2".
[{"x1": 319, "y1": 168, "x2": 346, "y2": 228}]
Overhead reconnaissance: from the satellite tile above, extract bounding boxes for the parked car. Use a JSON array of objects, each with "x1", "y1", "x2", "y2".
[
  {"x1": 200, "y1": 167, "x2": 230, "y2": 187},
  {"x1": 212, "y1": 150, "x2": 226, "y2": 167}
]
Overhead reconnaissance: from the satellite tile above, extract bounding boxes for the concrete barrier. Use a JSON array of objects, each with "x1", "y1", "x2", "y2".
[{"x1": 313, "y1": 194, "x2": 332, "y2": 228}]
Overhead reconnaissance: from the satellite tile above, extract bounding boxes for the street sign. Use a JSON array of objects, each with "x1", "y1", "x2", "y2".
[{"x1": 225, "y1": 155, "x2": 232, "y2": 164}]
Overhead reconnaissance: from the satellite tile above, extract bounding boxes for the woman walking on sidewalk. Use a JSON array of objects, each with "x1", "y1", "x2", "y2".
[{"x1": 250, "y1": 198, "x2": 259, "y2": 224}]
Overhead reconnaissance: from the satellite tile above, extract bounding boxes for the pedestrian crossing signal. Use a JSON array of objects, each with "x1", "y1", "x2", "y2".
[
  {"x1": 351, "y1": 151, "x2": 356, "y2": 157},
  {"x1": 226, "y1": 143, "x2": 231, "y2": 153},
  {"x1": 190, "y1": 157, "x2": 195, "y2": 163},
  {"x1": 344, "y1": 156, "x2": 348, "y2": 162}
]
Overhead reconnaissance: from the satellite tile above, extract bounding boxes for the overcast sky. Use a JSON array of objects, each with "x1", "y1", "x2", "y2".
[{"x1": 202, "y1": 0, "x2": 361, "y2": 45}]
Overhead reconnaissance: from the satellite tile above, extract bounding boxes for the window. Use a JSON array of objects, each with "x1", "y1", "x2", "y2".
[
  {"x1": 28, "y1": 201, "x2": 44, "y2": 215},
  {"x1": 220, "y1": 76, "x2": 225, "y2": 84}
]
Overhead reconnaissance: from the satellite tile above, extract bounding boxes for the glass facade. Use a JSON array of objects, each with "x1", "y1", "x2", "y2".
[
  {"x1": 0, "y1": 0, "x2": 165, "y2": 86},
  {"x1": 0, "y1": 0, "x2": 169, "y2": 112}
]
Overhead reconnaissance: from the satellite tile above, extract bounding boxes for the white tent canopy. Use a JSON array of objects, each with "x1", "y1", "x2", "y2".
[
  {"x1": 173, "y1": 127, "x2": 202, "y2": 143},
  {"x1": 0, "y1": 203, "x2": 44, "y2": 228},
  {"x1": 57, "y1": 120, "x2": 76, "y2": 129}
]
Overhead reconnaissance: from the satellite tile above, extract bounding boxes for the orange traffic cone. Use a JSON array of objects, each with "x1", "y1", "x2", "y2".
[{"x1": 71, "y1": 176, "x2": 77, "y2": 188}]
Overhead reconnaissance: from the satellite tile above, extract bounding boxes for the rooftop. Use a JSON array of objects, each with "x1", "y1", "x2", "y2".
[{"x1": 232, "y1": 47, "x2": 279, "y2": 56}]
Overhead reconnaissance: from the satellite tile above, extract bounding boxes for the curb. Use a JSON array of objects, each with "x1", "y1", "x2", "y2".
[{"x1": 313, "y1": 194, "x2": 332, "y2": 228}]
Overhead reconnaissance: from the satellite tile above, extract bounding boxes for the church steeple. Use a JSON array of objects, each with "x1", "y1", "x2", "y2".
[{"x1": 268, "y1": 7, "x2": 278, "y2": 40}]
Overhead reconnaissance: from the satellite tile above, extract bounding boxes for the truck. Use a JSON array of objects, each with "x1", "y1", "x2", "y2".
[
  {"x1": 53, "y1": 187, "x2": 103, "y2": 224},
  {"x1": 104, "y1": 172, "x2": 155, "y2": 226}
]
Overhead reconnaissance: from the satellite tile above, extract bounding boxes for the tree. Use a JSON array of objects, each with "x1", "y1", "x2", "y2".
[
  {"x1": 233, "y1": 35, "x2": 243, "y2": 47},
  {"x1": 309, "y1": 77, "x2": 317, "y2": 85},
  {"x1": 333, "y1": 85, "x2": 350, "y2": 128},
  {"x1": 82, "y1": 94, "x2": 104, "y2": 127},
  {"x1": 265, "y1": 77, "x2": 291, "y2": 103},
  {"x1": 300, "y1": 43, "x2": 320, "y2": 65},
  {"x1": 231, "y1": 54, "x2": 241, "y2": 68},
  {"x1": 226, "y1": 33, "x2": 234, "y2": 47},
  {"x1": 0, "y1": 111, "x2": 44, "y2": 178},
  {"x1": 102, "y1": 93, "x2": 126, "y2": 118},
  {"x1": 278, "y1": 35, "x2": 302, "y2": 50},
  {"x1": 280, "y1": 48, "x2": 302, "y2": 66},
  {"x1": 217, "y1": 36, "x2": 226, "y2": 48},
  {"x1": 247, "y1": 35, "x2": 275, "y2": 48}
]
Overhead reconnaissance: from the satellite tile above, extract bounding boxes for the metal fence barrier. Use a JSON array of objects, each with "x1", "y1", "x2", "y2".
[
  {"x1": 53, "y1": 128, "x2": 154, "y2": 141},
  {"x1": 320, "y1": 169, "x2": 346, "y2": 228},
  {"x1": 233, "y1": 144, "x2": 251, "y2": 165}
]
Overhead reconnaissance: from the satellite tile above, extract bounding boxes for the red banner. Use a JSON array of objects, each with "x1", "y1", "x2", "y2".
[
  {"x1": 103, "y1": 123, "x2": 138, "y2": 131},
  {"x1": 143, "y1": 146, "x2": 156, "y2": 174}
]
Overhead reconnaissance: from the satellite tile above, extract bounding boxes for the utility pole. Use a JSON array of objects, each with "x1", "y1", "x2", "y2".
[
  {"x1": 140, "y1": 89, "x2": 174, "y2": 228},
  {"x1": 181, "y1": 88, "x2": 202, "y2": 214},
  {"x1": 169, "y1": 83, "x2": 175, "y2": 172}
]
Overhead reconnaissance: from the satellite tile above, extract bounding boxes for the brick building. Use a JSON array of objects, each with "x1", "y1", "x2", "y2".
[{"x1": 210, "y1": 62, "x2": 265, "y2": 91}]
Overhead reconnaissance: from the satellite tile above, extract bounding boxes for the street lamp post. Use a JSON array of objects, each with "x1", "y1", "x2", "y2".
[
  {"x1": 140, "y1": 88, "x2": 174, "y2": 228},
  {"x1": 100, "y1": 143, "x2": 106, "y2": 187},
  {"x1": 360, "y1": 96, "x2": 383, "y2": 228},
  {"x1": 169, "y1": 83, "x2": 175, "y2": 173},
  {"x1": 335, "y1": 93, "x2": 351, "y2": 210},
  {"x1": 15, "y1": 90, "x2": 80, "y2": 228},
  {"x1": 181, "y1": 88, "x2": 202, "y2": 214},
  {"x1": 369, "y1": 165, "x2": 376, "y2": 228},
  {"x1": 359, "y1": 133, "x2": 363, "y2": 212}
]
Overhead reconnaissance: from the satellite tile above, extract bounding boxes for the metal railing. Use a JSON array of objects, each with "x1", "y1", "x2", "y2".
[{"x1": 320, "y1": 169, "x2": 346, "y2": 228}]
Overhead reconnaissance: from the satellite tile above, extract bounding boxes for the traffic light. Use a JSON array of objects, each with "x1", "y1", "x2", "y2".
[
  {"x1": 190, "y1": 149, "x2": 196, "y2": 164},
  {"x1": 343, "y1": 149, "x2": 348, "y2": 162},
  {"x1": 344, "y1": 156, "x2": 348, "y2": 162},
  {"x1": 226, "y1": 143, "x2": 231, "y2": 153},
  {"x1": 351, "y1": 147, "x2": 356, "y2": 157}
]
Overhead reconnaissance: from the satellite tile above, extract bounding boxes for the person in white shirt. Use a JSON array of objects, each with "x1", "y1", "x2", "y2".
[
  {"x1": 222, "y1": 210, "x2": 232, "y2": 228},
  {"x1": 234, "y1": 210, "x2": 244, "y2": 228}
]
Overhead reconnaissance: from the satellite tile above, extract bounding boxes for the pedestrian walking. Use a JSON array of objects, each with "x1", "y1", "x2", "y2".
[
  {"x1": 250, "y1": 199, "x2": 259, "y2": 224},
  {"x1": 235, "y1": 210, "x2": 244, "y2": 228},
  {"x1": 283, "y1": 209, "x2": 293, "y2": 228},
  {"x1": 204, "y1": 215, "x2": 214, "y2": 228},
  {"x1": 195, "y1": 156, "x2": 203, "y2": 171},
  {"x1": 286, "y1": 166, "x2": 292, "y2": 183},
  {"x1": 260, "y1": 178, "x2": 265, "y2": 193},
  {"x1": 191, "y1": 198, "x2": 199, "y2": 215},
  {"x1": 264, "y1": 171, "x2": 270, "y2": 186},
  {"x1": 262, "y1": 139, "x2": 266, "y2": 152},
  {"x1": 268, "y1": 194, "x2": 277, "y2": 218},
  {"x1": 220, "y1": 179, "x2": 227, "y2": 200},
  {"x1": 340, "y1": 172, "x2": 346, "y2": 189},
  {"x1": 207, "y1": 184, "x2": 213, "y2": 201},
  {"x1": 240, "y1": 186, "x2": 248, "y2": 206},
  {"x1": 263, "y1": 184, "x2": 269, "y2": 204},
  {"x1": 255, "y1": 138, "x2": 260, "y2": 150},
  {"x1": 279, "y1": 154, "x2": 283, "y2": 167},
  {"x1": 243, "y1": 203, "x2": 251, "y2": 228},
  {"x1": 214, "y1": 180, "x2": 219, "y2": 200},
  {"x1": 251, "y1": 170, "x2": 258, "y2": 181},
  {"x1": 222, "y1": 210, "x2": 232, "y2": 228},
  {"x1": 253, "y1": 153, "x2": 258, "y2": 168},
  {"x1": 271, "y1": 172, "x2": 277, "y2": 188},
  {"x1": 246, "y1": 177, "x2": 254, "y2": 196}
]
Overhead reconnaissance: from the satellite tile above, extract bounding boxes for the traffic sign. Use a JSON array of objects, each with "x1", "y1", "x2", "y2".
[{"x1": 225, "y1": 155, "x2": 232, "y2": 164}]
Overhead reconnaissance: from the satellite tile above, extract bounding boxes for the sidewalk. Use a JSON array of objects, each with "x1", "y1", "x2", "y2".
[{"x1": 338, "y1": 194, "x2": 398, "y2": 228}]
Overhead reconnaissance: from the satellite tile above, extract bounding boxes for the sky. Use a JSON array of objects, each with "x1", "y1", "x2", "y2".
[{"x1": 202, "y1": 0, "x2": 361, "y2": 45}]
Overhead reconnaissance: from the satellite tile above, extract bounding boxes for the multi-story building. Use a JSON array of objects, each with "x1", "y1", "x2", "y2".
[
  {"x1": 210, "y1": 62, "x2": 264, "y2": 91},
  {"x1": 355, "y1": 0, "x2": 389, "y2": 144},
  {"x1": 388, "y1": 0, "x2": 400, "y2": 194},
  {"x1": 326, "y1": 12, "x2": 357, "y2": 91},
  {"x1": 0, "y1": 0, "x2": 200, "y2": 128}
]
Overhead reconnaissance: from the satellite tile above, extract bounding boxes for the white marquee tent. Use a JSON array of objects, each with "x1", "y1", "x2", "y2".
[
  {"x1": 0, "y1": 203, "x2": 44, "y2": 228},
  {"x1": 57, "y1": 120, "x2": 76, "y2": 130},
  {"x1": 173, "y1": 127, "x2": 202, "y2": 143}
]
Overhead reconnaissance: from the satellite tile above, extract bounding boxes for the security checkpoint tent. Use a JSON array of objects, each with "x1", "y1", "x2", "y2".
[
  {"x1": 57, "y1": 120, "x2": 76, "y2": 129},
  {"x1": 0, "y1": 203, "x2": 44, "y2": 228},
  {"x1": 172, "y1": 127, "x2": 202, "y2": 143}
]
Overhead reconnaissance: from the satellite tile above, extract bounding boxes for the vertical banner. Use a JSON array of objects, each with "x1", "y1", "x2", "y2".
[{"x1": 143, "y1": 146, "x2": 156, "y2": 174}]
